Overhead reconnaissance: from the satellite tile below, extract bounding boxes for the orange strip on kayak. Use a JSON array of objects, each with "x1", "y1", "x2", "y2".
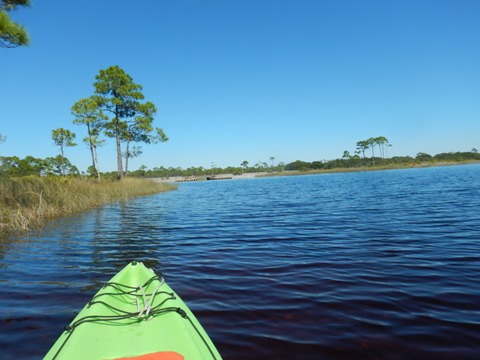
[{"x1": 113, "y1": 351, "x2": 184, "y2": 360}]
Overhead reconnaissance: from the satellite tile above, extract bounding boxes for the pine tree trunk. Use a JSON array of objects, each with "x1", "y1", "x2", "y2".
[
  {"x1": 87, "y1": 123, "x2": 99, "y2": 180},
  {"x1": 114, "y1": 114, "x2": 124, "y2": 180},
  {"x1": 116, "y1": 132, "x2": 123, "y2": 180},
  {"x1": 61, "y1": 145, "x2": 65, "y2": 176},
  {"x1": 125, "y1": 140, "x2": 130, "y2": 178},
  {"x1": 93, "y1": 145, "x2": 100, "y2": 181}
]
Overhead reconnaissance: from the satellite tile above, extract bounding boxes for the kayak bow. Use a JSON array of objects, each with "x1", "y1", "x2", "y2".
[{"x1": 45, "y1": 261, "x2": 222, "y2": 360}]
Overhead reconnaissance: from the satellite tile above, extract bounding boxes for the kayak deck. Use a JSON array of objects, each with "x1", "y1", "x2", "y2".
[{"x1": 45, "y1": 262, "x2": 221, "y2": 359}]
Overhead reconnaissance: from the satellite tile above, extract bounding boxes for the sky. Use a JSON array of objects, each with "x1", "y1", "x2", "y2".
[{"x1": 1, "y1": 0, "x2": 480, "y2": 172}]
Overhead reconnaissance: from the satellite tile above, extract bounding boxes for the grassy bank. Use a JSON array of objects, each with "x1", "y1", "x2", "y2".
[{"x1": 0, "y1": 177, "x2": 177, "y2": 234}]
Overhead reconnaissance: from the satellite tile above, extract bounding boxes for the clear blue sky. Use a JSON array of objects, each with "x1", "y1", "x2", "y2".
[{"x1": 1, "y1": 0, "x2": 480, "y2": 172}]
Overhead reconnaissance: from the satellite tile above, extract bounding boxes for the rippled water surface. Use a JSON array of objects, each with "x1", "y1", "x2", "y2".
[{"x1": 1, "y1": 165, "x2": 480, "y2": 359}]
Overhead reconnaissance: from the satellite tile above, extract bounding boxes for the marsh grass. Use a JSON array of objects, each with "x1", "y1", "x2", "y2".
[{"x1": 0, "y1": 176, "x2": 176, "y2": 233}]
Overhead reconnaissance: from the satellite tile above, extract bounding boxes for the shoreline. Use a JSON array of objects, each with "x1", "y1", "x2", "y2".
[
  {"x1": 150, "y1": 160, "x2": 480, "y2": 183},
  {"x1": 0, "y1": 178, "x2": 176, "y2": 235},
  {"x1": 150, "y1": 172, "x2": 269, "y2": 183}
]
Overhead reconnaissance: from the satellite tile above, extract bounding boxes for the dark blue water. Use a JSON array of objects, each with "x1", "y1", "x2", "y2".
[{"x1": 1, "y1": 165, "x2": 480, "y2": 359}]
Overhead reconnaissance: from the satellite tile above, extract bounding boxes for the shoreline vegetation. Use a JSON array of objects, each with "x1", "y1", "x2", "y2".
[
  {"x1": 0, "y1": 177, "x2": 176, "y2": 234},
  {"x1": 1, "y1": 157, "x2": 478, "y2": 235},
  {"x1": 120, "y1": 149, "x2": 480, "y2": 180},
  {"x1": 260, "y1": 159, "x2": 480, "y2": 177},
  {"x1": 152, "y1": 159, "x2": 480, "y2": 183}
]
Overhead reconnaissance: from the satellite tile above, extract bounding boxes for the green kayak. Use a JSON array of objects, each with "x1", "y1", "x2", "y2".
[{"x1": 45, "y1": 261, "x2": 222, "y2": 360}]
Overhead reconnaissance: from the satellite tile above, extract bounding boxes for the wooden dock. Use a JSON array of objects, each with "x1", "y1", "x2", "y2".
[
  {"x1": 175, "y1": 177, "x2": 199, "y2": 183},
  {"x1": 206, "y1": 175, "x2": 233, "y2": 181}
]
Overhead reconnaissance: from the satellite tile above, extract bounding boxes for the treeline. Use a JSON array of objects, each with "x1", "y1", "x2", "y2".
[
  {"x1": 115, "y1": 150, "x2": 480, "y2": 178},
  {"x1": 2, "y1": 150, "x2": 479, "y2": 179},
  {"x1": 2, "y1": 134, "x2": 479, "y2": 178},
  {"x1": 284, "y1": 151, "x2": 480, "y2": 172},
  {"x1": 283, "y1": 137, "x2": 479, "y2": 172},
  {"x1": 117, "y1": 165, "x2": 275, "y2": 178},
  {"x1": 0, "y1": 155, "x2": 79, "y2": 177}
]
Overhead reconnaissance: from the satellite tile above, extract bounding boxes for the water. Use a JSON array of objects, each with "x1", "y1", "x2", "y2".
[{"x1": 1, "y1": 165, "x2": 480, "y2": 359}]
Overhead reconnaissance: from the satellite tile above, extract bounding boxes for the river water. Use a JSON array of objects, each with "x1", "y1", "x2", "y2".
[{"x1": 1, "y1": 165, "x2": 480, "y2": 359}]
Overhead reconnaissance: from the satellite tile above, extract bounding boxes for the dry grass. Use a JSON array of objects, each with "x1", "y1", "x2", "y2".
[{"x1": 0, "y1": 176, "x2": 176, "y2": 233}]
